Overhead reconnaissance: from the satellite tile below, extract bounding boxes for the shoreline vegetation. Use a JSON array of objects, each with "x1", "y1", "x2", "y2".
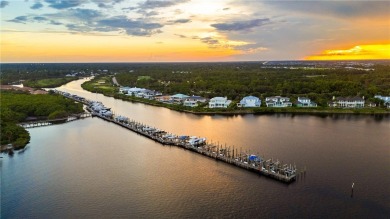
[
  {"x1": 0, "y1": 90, "x2": 84, "y2": 151},
  {"x1": 81, "y1": 76, "x2": 390, "y2": 115}
]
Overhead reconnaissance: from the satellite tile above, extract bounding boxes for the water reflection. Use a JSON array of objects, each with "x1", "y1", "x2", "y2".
[{"x1": 17, "y1": 146, "x2": 29, "y2": 154}]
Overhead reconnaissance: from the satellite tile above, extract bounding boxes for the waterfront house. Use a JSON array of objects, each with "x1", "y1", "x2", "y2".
[
  {"x1": 265, "y1": 96, "x2": 292, "y2": 107},
  {"x1": 170, "y1": 94, "x2": 190, "y2": 103},
  {"x1": 119, "y1": 86, "x2": 131, "y2": 94},
  {"x1": 135, "y1": 89, "x2": 159, "y2": 99},
  {"x1": 127, "y1": 87, "x2": 145, "y2": 96},
  {"x1": 209, "y1": 97, "x2": 232, "y2": 108},
  {"x1": 374, "y1": 95, "x2": 390, "y2": 108},
  {"x1": 121, "y1": 87, "x2": 161, "y2": 99},
  {"x1": 237, "y1": 96, "x2": 261, "y2": 107},
  {"x1": 328, "y1": 96, "x2": 365, "y2": 108},
  {"x1": 366, "y1": 102, "x2": 377, "y2": 108},
  {"x1": 296, "y1": 97, "x2": 317, "y2": 107},
  {"x1": 183, "y1": 96, "x2": 208, "y2": 107},
  {"x1": 155, "y1": 95, "x2": 173, "y2": 103}
]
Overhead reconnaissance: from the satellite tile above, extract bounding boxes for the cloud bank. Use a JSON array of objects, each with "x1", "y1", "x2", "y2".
[
  {"x1": 0, "y1": 0, "x2": 9, "y2": 8},
  {"x1": 211, "y1": 18, "x2": 270, "y2": 31}
]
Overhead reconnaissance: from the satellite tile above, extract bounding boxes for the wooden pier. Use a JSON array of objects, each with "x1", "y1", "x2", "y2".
[
  {"x1": 55, "y1": 90, "x2": 300, "y2": 183},
  {"x1": 19, "y1": 112, "x2": 91, "y2": 128},
  {"x1": 93, "y1": 112, "x2": 298, "y2": 183}
]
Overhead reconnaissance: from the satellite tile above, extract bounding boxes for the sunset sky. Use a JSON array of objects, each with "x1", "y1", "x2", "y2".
[{"x1": 1, "y1": 0, "x2": 389, "y2": 62}]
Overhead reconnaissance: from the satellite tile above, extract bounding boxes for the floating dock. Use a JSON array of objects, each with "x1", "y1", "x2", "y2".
[{"x1": 55, "y1": 90, "x2": 300, "y2": 183}]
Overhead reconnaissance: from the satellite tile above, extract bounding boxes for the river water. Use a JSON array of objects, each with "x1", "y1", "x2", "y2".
[{"x1": 1, "y1": 79, "x2": 389, "y2": 218}]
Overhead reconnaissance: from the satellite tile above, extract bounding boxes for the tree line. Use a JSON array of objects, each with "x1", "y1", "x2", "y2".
[{"x1": 0, "y1": 90, "x2": 84, "y2": 149}]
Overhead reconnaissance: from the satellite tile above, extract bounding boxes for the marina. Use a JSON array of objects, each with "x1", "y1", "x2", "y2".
[{"x1": 55, "y1": 90, "x2": 300, "y2": 183}]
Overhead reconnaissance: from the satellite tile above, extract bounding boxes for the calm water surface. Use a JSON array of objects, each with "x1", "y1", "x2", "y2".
[{"x1": 1, "y1": 79, "x2": 389, "y2": 218}]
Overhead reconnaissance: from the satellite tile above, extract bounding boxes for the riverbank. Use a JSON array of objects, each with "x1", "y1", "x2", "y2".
[
  {"x1": 0, "y1": 85, "x2": 48, "y2": 94},
  {"x1": 81, "y1": 77, "x2": 390, "y2": 116},
  {"x1": 188, "y1": 108, "x2": 390, "y2": 115}
]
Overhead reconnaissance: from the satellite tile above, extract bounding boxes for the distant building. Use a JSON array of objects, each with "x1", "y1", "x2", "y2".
[
  {"x1": 183, "y1": 96, "x2": 207, "y2": 107},
  {"x1": 375, "y1": 95, "x2": 390, "y2": 108},
  {"x1": 265, "y1": 96, "x2": 292, "y2": 107},
  {"x1": 296, "y1": 97, "x2": 317, "y2": 107},
  {"x1": 209, "y1": 97, "x2": 232, "y2": 108},
  {"x1": 328, "y1": 96, "x2": 365, "y2": 108},
  {"x1": 237, "y1": 96, "x2": 261, "y2": 107}
]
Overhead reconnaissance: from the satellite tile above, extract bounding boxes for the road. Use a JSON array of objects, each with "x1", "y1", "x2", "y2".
[{"x1": 112, "y1": 77, "x2": 121, "y2": 86}]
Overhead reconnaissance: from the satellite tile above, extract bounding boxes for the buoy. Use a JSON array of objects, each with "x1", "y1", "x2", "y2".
[{"x1": 351, "y1": 182, "x2": 354, "y2": 198}]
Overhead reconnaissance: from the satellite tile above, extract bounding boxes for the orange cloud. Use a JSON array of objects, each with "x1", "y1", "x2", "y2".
[{"x1": 305, "y1": 44, "x2": 390, "y2": 60}]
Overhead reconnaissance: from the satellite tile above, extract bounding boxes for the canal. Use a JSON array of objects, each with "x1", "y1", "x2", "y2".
[{"x1": 1, "y1": 78, "x2": 389, "y2": 218}]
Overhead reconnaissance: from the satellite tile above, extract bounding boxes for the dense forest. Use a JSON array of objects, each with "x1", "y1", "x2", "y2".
[
  {"x1": 0, "y1": 90, "x2": 84, "y2": 149},
  {"x1": 0, "y1": 63, "x2": 85, "y2": 88},
  {"x1": 114, "y1": 62, "x2": 390, "y2": 107}
]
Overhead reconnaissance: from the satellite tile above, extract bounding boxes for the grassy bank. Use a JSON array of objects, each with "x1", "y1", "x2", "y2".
[
  {"x1": 82, "y1": 76, "x2": 390, "y2": 115},
  {"x1": 81, "y1": 76, "x2": 118, "y2": 96},
  {"x1": 24, "y1": 77, "x2": 78, "y2": 88}
]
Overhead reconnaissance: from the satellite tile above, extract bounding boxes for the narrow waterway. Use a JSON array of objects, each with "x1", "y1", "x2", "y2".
[{"x1": 2, "y1": 78, "x2": 389, "y2": 218}]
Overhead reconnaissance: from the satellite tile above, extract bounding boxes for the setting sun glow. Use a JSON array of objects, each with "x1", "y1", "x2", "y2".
[{"x1": 305, "y1": 44, "x2": 390, "y2": 60}]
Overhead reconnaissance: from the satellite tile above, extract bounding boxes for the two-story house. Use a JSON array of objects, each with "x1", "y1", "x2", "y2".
[
  {"x1": 328, "y1": 96, "x2": 365, "y2": 108},
  {"x1": 209, "y1": 97, "x2": 232, "y2": 108},
  {"x1": 170, "y1": 94, "x2": 190, "y2": 103},
  {"x1": 296, "y1": 97, "x2": 317, "y2": 107},
  {"x1": 237, "y1": 96, "x2": 261, "y2": 107},
  {"x1": 375, "y1": 95, "x2": 390, "y2": 108},
  {"x1": 183, "y1": 96, "x2": 208, "y2": 107},
  {"x1": 265, "y1": 96, "x2": 292, "y2": 107}
]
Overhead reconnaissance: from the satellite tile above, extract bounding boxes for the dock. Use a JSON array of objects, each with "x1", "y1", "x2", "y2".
[
  {"x1": 19, "y1": 113, "x2": 91, "y2": 128},
  {"x1": 55, "y1": 90, "x2": 300, "y2": 183}
]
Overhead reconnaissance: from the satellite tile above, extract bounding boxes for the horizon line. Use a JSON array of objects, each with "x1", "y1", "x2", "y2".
[{"x1": 1, "y1": 59, "x2": 390, "y2": 64}]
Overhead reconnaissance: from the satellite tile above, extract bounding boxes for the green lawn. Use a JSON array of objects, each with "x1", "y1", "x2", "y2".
[
  {"x1": 24, "y1": 77, "x2": 77, "y2": 88},
  {"x1": 82, "y1": 76, "x2": 118, "y2": 95},
  {"x1": 137, "y1": 76, "x2": 151, "y2": 81}
]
